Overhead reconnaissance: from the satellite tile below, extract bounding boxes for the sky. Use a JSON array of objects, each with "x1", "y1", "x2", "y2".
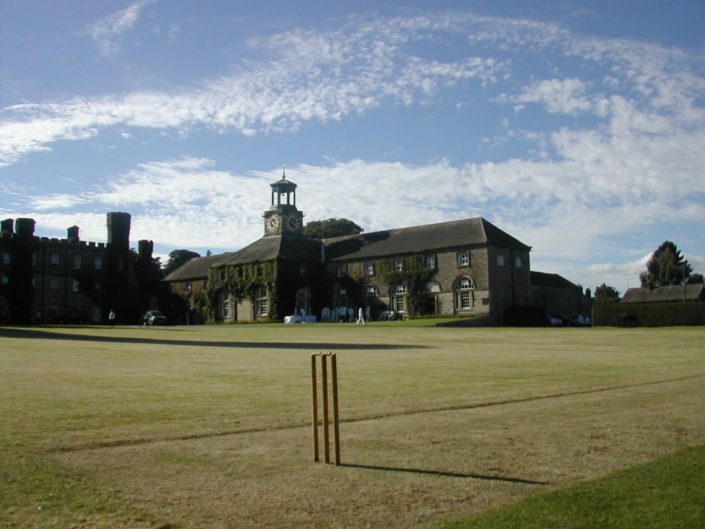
[{"x1": 1, "y1": 0, "x2": 703, "y2": 296}]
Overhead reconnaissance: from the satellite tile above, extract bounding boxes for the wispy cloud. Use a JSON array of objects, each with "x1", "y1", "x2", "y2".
[
  {"x1": 86, "y1": 0, "x2": 157, "y2": 57},
  {"x1": 2, "y1": 10, "x2": 703, "y2": 292}
]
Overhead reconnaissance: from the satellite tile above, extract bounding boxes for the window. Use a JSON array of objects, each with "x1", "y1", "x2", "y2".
[
  {"x1": 393, "y1": 258, "x2": 403, "y2": 272},
  {"x1": 455, "y1": 276, "x2": 475, "y2": 311},
  {"x1": 299, "y1": 264, "x2": 307, "y2": 276},
  {"x1": 255, "y1": 286, "x2": 268, "y2": 317},
  {"x1": 497, "y1": 254, "x2": 505, "y2": 266},
  {"x1": 72, "y1": 280, "x2": 80, "y2": 293},
  {"x1": 425, "y1": 254, "x2": 436, "y2": 270},
  {"x1": 364, "y1": 285, "x2": 378, "y2": 297},
  {"x1": 220, "y1": 291, "x2": 230, "y2": 320},
  {"x1": 515, "y1": 256, "x2": 523, "y2": 268},
  {"x1": 94, "y1": 256, "x2": 103, "y2": 270},
  {"x1": 2, "y1": 252, "x2": 10, "y2": 265},
  {"x1": 32, "y1": 252, "x2": 37, "y2": 267},
  {"x1": 337, "y1": 264, "x2": 347, "y2": 277},
  {"x1": 295, "y1": 287, "x2": 311, "y2": 315},
  {"x1": 426, "y1": 281, "x2": 441, "y2": 293},
  {"x1": 50, "y1": 278, "x2": 60, "y2": 292},
  {"x1": 50, "y1": 252, "x2": 60, "y2": 266},
  {"x1": 73, "y1": 254, "x2": 82, "y2": 270},
  {"x1": 392, "y1": 283, "x2": 407, "y2": 313},
  {"x1": 1, "y1": 273, "x2": 8, "y2": 285},
  {"x1": 457, "y1": 251, "x2": 470, "y2": 267},
  {"x1": 365, "y1": 261, "x2": 375, "y2": 277}
]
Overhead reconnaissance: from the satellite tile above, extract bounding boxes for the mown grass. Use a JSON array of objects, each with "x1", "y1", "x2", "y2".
[
  {"x1": 446, "y1": 444, "x2": 705, "y2": 529},
  {"x1": 1, "y1": 323, "x2": 704, "y2": 528}
]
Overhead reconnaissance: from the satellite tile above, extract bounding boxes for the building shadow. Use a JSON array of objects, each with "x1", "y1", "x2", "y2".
[
  {"x1": 0, "y1": 327, "x2": 428, "y2": 350},
  {"x1": 339, "y1": 462, "x2": 549, "y2": 485}
]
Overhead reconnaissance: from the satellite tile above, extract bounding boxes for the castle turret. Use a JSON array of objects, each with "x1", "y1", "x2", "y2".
[{"x1": 107, "y1": 212, "x2": 131, "y2": 250}]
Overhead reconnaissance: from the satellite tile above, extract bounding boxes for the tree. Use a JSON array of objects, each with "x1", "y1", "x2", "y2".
[
  {"x1": 687, "y1": 273, "x2": 704, "y2": 285},
  {"x1": 639, "y1": 241, "x2": 692, "y2": 289},
  {"x1": 164, "y1": 249, "x2": 201, "y2": 276},
  {"x1": 594, "y1": 283, "x2": 620, "y2": 304},
  {"x1": 304, "y1": 218, "x2": 363, "y2": 239}
]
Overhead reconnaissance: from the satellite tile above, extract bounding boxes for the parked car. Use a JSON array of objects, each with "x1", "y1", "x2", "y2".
[{"x1": 141, "y1": 310, "x2": 168, "y2": 326}]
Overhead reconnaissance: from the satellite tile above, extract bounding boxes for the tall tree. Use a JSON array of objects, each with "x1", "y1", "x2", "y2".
[
  {"x1": 639, "y1": 241, "x2": 692, "y2": 289},
  {"x1": 304, "y1": 218, "x2": 363, "y2": 239},
  {"x1": 164, "y1": 249, "x2": 201, "y2": 276},
  {"x1": 594, "y1": 283, "x2": 620, "y2": 304}
]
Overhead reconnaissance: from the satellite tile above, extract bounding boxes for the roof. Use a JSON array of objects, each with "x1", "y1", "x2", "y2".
[
  {"x1": 531, "y1": 271, "x2": 579, "y2": 290},
  {"x1": 163, "y1": 252, "x2": 236, "y2": 281},
  {"x1": 324, "y1": 217, "x2": 530, "y2": 262},
  {"x1": 621, "y1": 283, "x2": 705, "y2": 304},
  {"x1": 163, "y1": 234, "x2": 323, "y2": 281}
]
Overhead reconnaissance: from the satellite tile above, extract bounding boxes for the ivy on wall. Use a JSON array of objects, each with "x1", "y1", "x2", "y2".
[
  {"x1": 207, "y1": 260, "x2": 277, "y2": 320},
  {"x1": 345, "y1": 253, "x2": 437, "y2": 317}
]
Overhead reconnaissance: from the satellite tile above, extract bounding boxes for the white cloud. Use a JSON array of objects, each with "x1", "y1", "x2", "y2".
[
  {"x1": 86, "y1": 0, "x2": 157, "y2": 57},
  {"x1": 507, "y1": 78, "x2": 594, "y2": 115}
]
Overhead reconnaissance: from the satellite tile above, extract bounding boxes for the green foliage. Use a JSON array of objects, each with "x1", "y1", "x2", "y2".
[
  {"x1": 304, "y1": 218, "x2": 363, "y2": 239},
  {"x1": 376, "y1": 254, "x2": 437, "y2": 317},
  {"x1": 207, "y1": 260, "x2": 277, "y2": 320},
  {"x1": 687, "y1": 273, "x2": 704, "y2": 284},
  {"x1": 593, "y1": 283, "x2": 620, "y2": 304},
  {"x1": 164, "y1": 249, "x2": 201, "y2": 276},
  {"x1": 593, "y1": 302, "x2": 705, "y2": 326},
  {"x1": 640, "y1": 241, "x2": 692, "y2": 288}
]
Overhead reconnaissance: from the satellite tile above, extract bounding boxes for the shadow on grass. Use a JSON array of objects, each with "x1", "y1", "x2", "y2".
[
  {"x1": 340, "y1": 463, "x2": 549, "y2": 485},
  {"x1": 0, "y1": 327, "x2": 428, "y2": 350}
]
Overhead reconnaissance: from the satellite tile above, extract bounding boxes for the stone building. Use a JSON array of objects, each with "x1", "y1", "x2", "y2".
[
  {"x1": 165, "y1": 174, "x2": 534, "y2": 323},
  {"x1": 530, "y1": 271, "x2": 592, "y2": 321},
  {"x1": 0, "y1": 213, "x2": 156, "y2": 324}
]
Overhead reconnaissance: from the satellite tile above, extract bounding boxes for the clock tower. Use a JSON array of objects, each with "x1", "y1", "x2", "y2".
[{"x1": 263, "y1": 170, "x2": 304, "y2": 236}]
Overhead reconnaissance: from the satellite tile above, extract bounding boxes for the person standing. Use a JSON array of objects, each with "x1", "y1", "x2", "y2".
[{"x1": 108, "y1": 309, "x2": 116, "y2": 327}]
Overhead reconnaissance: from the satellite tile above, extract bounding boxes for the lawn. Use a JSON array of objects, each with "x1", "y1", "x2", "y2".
[{"x1": 1, "y1": 323, "x2": 704, "y2": 528}]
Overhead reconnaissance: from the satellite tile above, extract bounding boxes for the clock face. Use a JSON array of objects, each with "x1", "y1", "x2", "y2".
[
  {"x1": 286, "y1": 216, "x2": 300, "y2": 231},
  {"x1": 267, "y1": 216, "x2": 280, "y2": 231}
]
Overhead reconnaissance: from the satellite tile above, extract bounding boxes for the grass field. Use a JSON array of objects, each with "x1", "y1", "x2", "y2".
[{"x1": 1, "y1": 322, "x2": 704, "y2": 528}]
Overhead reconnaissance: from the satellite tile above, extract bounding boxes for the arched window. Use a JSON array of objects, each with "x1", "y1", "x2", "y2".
[
  {"x1": 425, "y1": 281, "x2": 441, "y2": 293},
  {"x1": 454, "y1": 276, "x2": 475, "y2": 311}
]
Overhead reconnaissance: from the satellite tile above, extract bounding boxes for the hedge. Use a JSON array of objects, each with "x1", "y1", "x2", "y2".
[{"x1": 593, "y1": 302, "x2": 705, "y2": 327}]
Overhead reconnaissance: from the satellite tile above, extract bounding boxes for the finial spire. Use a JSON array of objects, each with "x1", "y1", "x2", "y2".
[{"x1": 282, "y1": 163, "x2": 286, "y2": 180}]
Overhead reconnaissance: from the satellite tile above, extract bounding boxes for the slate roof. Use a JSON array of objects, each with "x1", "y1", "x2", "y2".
[
  {"x1": 530, "y1": 271, "x2": 579, "y2": 290},
  {"x1": 324, "y1": 217, "x2": 530, "y2": 262},
  {"x1": 163, "y1": 234, "x2": 323, "y2": 281},
  {"x1": 621, "y1": 284, "x2": 705, "y2": 304}
]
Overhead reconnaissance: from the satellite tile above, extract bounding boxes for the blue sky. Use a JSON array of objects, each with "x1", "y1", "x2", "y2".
[{"x1": 1, "y1": 0, "x2": 703, "y2": 295}]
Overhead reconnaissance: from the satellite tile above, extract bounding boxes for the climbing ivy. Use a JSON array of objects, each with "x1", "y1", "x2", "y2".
[
  {"x1": 350, "y1": 253, "x2": 436, "y2": 317},
  {"x1": 207, "y1": 260, "x2": 277, "y2": 321}
]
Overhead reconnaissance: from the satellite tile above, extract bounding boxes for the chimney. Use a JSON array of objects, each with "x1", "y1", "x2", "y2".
[
  {"x1": 67, "y1": 225, "x2": 80, "y2": 243},
  {"x1": 15, "y1": 218, "x2": 36, "y2": 239},
  {"x1": 138, "y1": 239, "x2": 153, "y2": 259},
  {"x1": 1, "y1": 219, "x2": 13, "y2": 234}
]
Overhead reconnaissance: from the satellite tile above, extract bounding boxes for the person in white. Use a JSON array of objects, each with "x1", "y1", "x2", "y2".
[{"x1": 356, "y1": 307, "x2": 366, "y2": 326}]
